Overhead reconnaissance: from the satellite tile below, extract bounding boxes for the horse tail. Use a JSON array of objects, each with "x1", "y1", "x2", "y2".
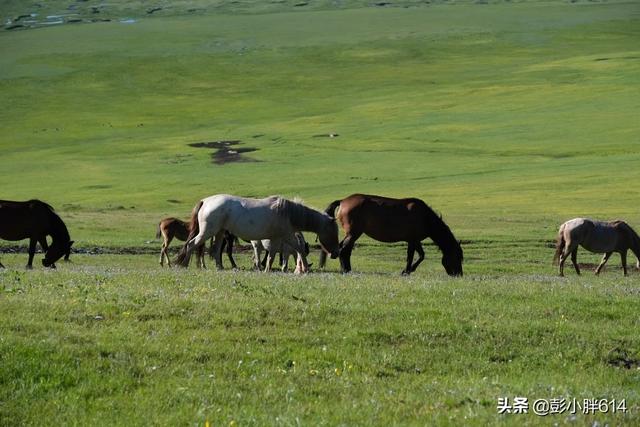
[
  {"x1": 175, "y1": 200, "x2": 203, "y2": 267},
  {"x1": 324, "y1": 199, "x2": 342, "y2": 219},
  {"x1": 552, "y1": 225, "x2": 565, "y2": 265},
  {"x1": 318, "y1": 199, "x2": 342, "y2": 269},
  {"x1": 155, "y1": 221, "x2": 162, "y2": 239}
]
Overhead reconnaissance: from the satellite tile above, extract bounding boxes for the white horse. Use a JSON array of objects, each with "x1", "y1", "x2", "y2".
[
  {"x1": 251, "y1": 232, "x2": 310, "y2": 273},
  {"x1": 176, "y1": 195, "x2": 339, "y2": 271},
  {"x1": 553, "y1": 218, "x2": 640, "y2": 276}
]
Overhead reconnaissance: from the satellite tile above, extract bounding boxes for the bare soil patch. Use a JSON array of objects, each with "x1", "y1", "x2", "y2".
[
  {"x1": 188, "y1": 141, "x2": 259, "y2": 165},
  {"x1": 606, "y1": 347, "x2": 640, "y2": 369}
]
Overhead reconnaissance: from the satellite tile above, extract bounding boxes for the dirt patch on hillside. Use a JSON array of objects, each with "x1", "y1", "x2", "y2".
[{"x1": 188, "y1": 141, "x2": 259, "y2": 165}]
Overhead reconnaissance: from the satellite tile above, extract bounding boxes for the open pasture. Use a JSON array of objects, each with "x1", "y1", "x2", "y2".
[
  {"x1": 1, "y1": 251, "x2": 640, "y2": 426},
  {"x1": 1, "y1": 0, "x2": 640, "y2": 424}
]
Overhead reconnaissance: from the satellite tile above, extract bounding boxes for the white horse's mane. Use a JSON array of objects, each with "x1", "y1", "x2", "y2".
[{"x1": 269, "y1": 196, "x2": 326, "y2": 231}]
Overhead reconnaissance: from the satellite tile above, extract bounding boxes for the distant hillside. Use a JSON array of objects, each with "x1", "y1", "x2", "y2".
[{"x1": 0, "y1": 0, "x2": 623, "y2": 32}]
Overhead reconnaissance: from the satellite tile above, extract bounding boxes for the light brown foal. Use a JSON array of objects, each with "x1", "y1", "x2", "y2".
[{"x1": 156, "y1": 217, "x2": 237, "y2": 268}]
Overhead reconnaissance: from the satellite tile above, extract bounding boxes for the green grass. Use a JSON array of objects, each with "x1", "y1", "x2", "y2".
[
  {"x1": 1, "y1": 1, "x2": 640, "y2": 246},
  {"x1": 1, "y1": 253, "x2": 639, "y2": 425},
  {"x1": 1, "y1": 0, "x2": 640, "y2": 425}
]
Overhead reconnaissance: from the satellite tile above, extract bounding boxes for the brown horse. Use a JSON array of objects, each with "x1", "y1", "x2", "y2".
[
  {"x1": 156, "y1": 217, "x2": 236, "y2": 268},
  {"x1": 0, "y1": 199, "x2": 73, "y2": 268},
  {"x1": 319, "y1": 194, "x2": 463, "y2": 276},
  {"x1": 553, "y1": 218, "x2": 640, "y2": 276}
]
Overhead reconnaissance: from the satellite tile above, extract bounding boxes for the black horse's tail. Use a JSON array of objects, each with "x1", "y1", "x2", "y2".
[
  {"x1": 175, "y1": 201, "x2": 203, "y2": 267},
  {"x1": 155, "y1": 222, "x2": 162, "y2": 240},
  {"x1": 324, "y1": 199, "x2": 342, "y2": 219},
  {"x1": 552, "y1": 225, "x2": 565, "y2": 265},
  {"x1": 319, "y1": 199, "x2": 342, "y2": 268}
]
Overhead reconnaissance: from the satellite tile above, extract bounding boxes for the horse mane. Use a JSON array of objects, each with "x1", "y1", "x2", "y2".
[
  {"x1": 418, "y1": 200, "x2": 463, "y2": 261},
  {"x1": 270, "y1": 196, "x2": 328, "y2": 232},
  {"x1": 48, "y1": 209, "x2": 70, "y2": 242},
  {"x1": 29, "y1": 199, "x2": 55, "y2": 211},
  {"x1": 31, "y1": 201, "x2": 70, "y2": 243},
  {"x1": 619, "y1": 221, "x2": 640, "y2": 255}
]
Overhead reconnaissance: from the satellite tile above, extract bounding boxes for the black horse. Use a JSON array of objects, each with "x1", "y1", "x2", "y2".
[{"x1": 0, "y1": 199, "x2": 73, "y2": 268}]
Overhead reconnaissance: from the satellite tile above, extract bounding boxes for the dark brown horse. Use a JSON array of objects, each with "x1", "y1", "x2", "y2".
[
  {"x1": 156, "y1": 217, "x2": 236, "y2": 268},
  {"x1": 319, "y1": 194, "x2": 463, "y2": 276},
  {"x1": 0, "y1": 199, "x2": 73, "y2": 268}
]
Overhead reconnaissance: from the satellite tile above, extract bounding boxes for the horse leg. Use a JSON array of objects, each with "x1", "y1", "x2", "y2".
[
  {"x1": 196, "y1": 244, "x2": 206, "y2": 269},
  {"x1": 339, "y1": 231, "x2": 362, "y2": 273},
  {"x1": 39, "y1": 237, "x2": 49, "y2": 252},
  {"x1": 595, "y1": 252, "x2": 612, "y2": 275},
  {"x1": 182, "y1": 232, "x2": 208, "y2": 267},
  {"x1": 160, "y1": 234, "x2": 172, "y2": 267},
  {"x1": 250, "y1": 242, "x2": 261, "y2": 270},
  {"x1": 281, "y1": 248, "x2": 289, "y2": 273},
  {"x1": 402, "y1": 242, "x2": 416, "y2": 275},
  {"x1": 410, "y1": 242, "x2": 426, "y2": 273},
  {"x1": 210, "y1": 237, "x2": 218, "y2": 260},
  {"x1": 226, "y1": 235, "x2": 237, "y2": 269},
  {"x1": 621, "y1": 251, "x2": 628, "y2": 276},
  {"x1": 261, "y1": 251, "x2": 269, "y2": 270},
  {"x1": 26, "y1": 238, "x2": 37, "y2": 269},
  {"x1": 160, "y1": 244, "x2": 166, "y2": 267},
  {"x1": 212, "y1": 230, "x2": 226, "y2": 270},
  {"x1": 570, "y1": 248, "x2": 580, "y2": 275},
  {"x1": 558, "y1": 240, "x2": 576, "y2": 276},
  {"x1": 265, "y1": 252, "x2": 275, "y2": 272},
  {"x1": 165, "y1": 235, "x2": 175, "y2": 267}
]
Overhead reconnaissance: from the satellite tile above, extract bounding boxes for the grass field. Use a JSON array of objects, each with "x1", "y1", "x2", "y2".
[{"x1": 1, "y1": 0, "x2": 640, "y2": 425}]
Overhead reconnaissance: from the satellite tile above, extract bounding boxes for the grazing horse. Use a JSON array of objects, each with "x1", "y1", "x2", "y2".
[
  {"x1": 553, "y1": 218, "x2": 640, "y2": 276},
  {"x1": 0, "y1": 199, "x2": 73, "y2": 268},
  {"x1": 156, "y1": 217, "x2": 236, "y2": 268},
  {"x1": 251, "y1": 232, "x2": 311, "y2": 273},
  {"x1": 175, "y1": 195, "x2": 339, "y2": 271},
  {"x1": 319, "y1": 194, "x2": 463, "y2": 276}
]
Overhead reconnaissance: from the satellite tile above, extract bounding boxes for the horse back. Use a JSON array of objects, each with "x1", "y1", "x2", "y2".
[
  {"x1": 338, "y1": 194, "x2": 430, "y2": 242},
  {"x1": 0, "y1": 199, "x2": 53, "y2": 241},
  {"x1": 160, "y1": 217, "x2": 190, "y2": 241},
  {"x1": 564, "y1": 218, "x2": 622, "y2": 253}
]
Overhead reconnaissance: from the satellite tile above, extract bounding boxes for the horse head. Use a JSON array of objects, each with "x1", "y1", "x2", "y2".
[
  {"x1": 42, "y1": 239, "x2": 73, "y2": 267},
  {"x1": 318, "y1": 218, "x2": 339, "y2": 259},
  {"x1": 441, "y1": 242, "x2": 463, "y2": 276}
]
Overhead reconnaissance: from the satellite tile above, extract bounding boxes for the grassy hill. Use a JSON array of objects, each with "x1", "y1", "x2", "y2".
[{"x1": 1, "y1": 0, "x2": 639, "y2": 247}]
